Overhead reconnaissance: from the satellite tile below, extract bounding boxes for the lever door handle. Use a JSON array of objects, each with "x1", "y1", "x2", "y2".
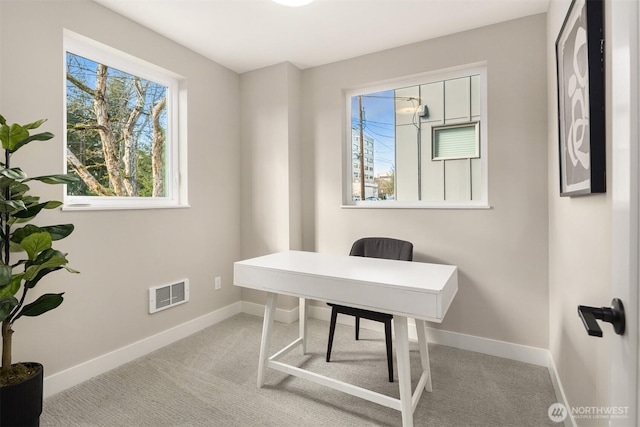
[{"x1": 578, "y1": 298, "x2": 625, "y2": 337}]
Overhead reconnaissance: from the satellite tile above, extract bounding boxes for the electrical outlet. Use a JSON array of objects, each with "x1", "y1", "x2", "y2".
[{"x1": 214, "y1": 276, "x2": 222, "y2": 291}]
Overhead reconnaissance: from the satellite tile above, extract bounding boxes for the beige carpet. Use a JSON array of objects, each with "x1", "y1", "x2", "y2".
[{"x1": 42, "y1": 314, "x2": 557, "y2": 426}]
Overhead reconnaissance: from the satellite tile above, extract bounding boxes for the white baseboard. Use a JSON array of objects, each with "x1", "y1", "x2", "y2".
[
  {"x1": 241, "y1": 300, "x2": 299, "y2": 324},
  {"x1": 308, "y1": 303, "x2": 549, "y2": 366},
  {"x1": 546, "y1": 351, "x2": 577, "y2": 427},
  {"x1": 43, "y1": 301, "x2": 242, "y2": 398}
]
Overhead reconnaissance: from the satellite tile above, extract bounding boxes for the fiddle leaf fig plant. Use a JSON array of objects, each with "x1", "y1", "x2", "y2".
[{"x1": 0, "y1": 115, "x2": 79, "y2": 385}]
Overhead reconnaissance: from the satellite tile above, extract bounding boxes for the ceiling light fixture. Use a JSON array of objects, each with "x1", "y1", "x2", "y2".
[{"x1": 272, "y1": 0, "x2": 314, "y2": 7}]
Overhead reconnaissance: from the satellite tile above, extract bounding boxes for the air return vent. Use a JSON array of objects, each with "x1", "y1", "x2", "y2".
[{"x1": 149, "y1": 279, "x2": 189, "y2": 314}]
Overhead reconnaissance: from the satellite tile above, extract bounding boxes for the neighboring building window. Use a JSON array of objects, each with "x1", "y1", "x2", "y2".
[
  {"x1": 432, "y1": 122, "x2": 480, "y2": 160},
  {"x1": 352, "y1": 131, "x2": 376, "y2": 200},
  {"x1": 345, "y1": 64, "x2": 488, "y2": 207},
  {"x1": 63, "y1": 30, "x2": 187, "y2": 210}
]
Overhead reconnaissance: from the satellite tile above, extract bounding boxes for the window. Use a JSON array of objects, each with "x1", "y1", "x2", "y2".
[
  {"x1": 344, "y1": 64, "x2": 488, "y2": 208},
  {"x1": 432, "y1": 122, "x2": 479, "y2": 160},
  {"x1": 63, "y1": 30, "x2": 187, "y2": 210}
]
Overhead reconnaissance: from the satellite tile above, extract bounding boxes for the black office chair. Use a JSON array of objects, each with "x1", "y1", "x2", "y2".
[{"x1": 325, "y1": 237, "x2": 413, "y2": 382}]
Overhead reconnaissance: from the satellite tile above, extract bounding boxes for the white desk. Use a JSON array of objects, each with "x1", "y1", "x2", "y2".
[{"x1": 233, "y1": 250, "x2": 458, "y2": 427}]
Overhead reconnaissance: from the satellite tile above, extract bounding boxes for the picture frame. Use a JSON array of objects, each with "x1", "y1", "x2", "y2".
[{"x1": 555, "y1": 0, "x2": 605, "y2": 196}]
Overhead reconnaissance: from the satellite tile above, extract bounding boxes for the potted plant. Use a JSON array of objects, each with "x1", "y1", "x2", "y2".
[{"x1": 0, "y1": 115, "x2": 79, "y2": 426}]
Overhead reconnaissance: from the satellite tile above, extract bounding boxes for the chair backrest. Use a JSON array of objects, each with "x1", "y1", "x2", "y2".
[{"x1": 349, "y1": 237, "x2": 413, "y2": 261}]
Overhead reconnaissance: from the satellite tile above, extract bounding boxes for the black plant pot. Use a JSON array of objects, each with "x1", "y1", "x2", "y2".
[{"x1": 0, "y1": 362, "x2": 43, "y2": 427}]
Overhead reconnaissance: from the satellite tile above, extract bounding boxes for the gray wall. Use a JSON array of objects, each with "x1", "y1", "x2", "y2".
[
  {"x1": 300, "y1": 14, "x2": 549, "y2": 348},
  {"x1": 239, "y1": 62, "x2": 302, "y2": 310},
  {"x1": 0, "y1": 0, "x2": 242, "y2": 375}
]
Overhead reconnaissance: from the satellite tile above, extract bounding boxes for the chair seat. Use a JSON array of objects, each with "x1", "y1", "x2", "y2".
[{"x1": 327, "y1": 303, "x2": 393, "y2": 322}]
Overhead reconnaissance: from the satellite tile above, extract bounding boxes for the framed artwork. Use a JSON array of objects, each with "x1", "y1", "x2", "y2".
[{"x1": 556, "y1": 0, "x2": 605, "y2": 196}]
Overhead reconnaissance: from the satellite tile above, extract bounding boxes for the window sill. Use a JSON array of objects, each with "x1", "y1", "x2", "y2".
[
  {"x1": 341, "y1": 201, "x2": 491, "y2": 210},
  {"x1": 62, "y1": 203, "x2": 190, "y2": 212}
]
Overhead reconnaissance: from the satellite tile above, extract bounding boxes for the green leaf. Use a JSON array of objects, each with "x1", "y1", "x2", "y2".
[
  {"x1": 44, "y1": 200, "x2": 62, "y2": 209},
  {"x1": 0, "y1": 168, "x2": 27, "y2": 181},
  {"x1": 0, "y1": 274, "x2": 24, "y2": 299},
  {"x1": 8, "y1": 182, "x2": 30, "y2": 198},
  {"x1": 64, "y1": 266, "x2": 80, "y2": 274},
  {"x1": 25, "y1": 174, "x2": 79, "y2": 185},
  {"x1": 20, "y1": 231, "x2": 52, "y2": 260},
  {"x1": 12, "y1": 200, "x2": 62, "y2": 220},
  {"x1": 0, "y1": 297, "x2": 18, "y2": 322},
  {"x1": 0, "y1": 123, "x2": 28, "y2": 151},
  {"x1": 21, "y1": 247, "x2": 76, "y2": 289},
  {"x1": 12, "y1": 225, "x2": 73, "y2": 244},
  {"x1": 9, "y1": 241, "x2": 24, "y2": 253},
  {"x1": 33, "y1": 248, "x2": 66, "y2": 264},
  {"x1": 0, "y1": 199, "x2": 26, "y2": 213},
  {"x1": 0, "y1": 264, "x2": 11, "y2": 288},
  {"x1": 24, "y1": 266, "x2": 62, "y2": 289},
  {"x1": 20, "y1": 196, "x2": 41, "y2": 207},
  {"x1": 41, "y1": 224, "x2": 74, "y2": 241},
  {"x1": 0, "y1": 115, "x2": 6, "y2": 126},
  {"x1": 13, "y1": 293, "x2": 64, "y2": 321},
  {"x1": 22, "y1": 119, "x2": 46, "y2": 130},
  {"x1": 24, "y1": 253, "x2": 68, "y2": 282},
  {"x1": 0, "y1": 176, "x2": 11, "y2": 189},
  {"x1": 11, "y1": 225, "x2": 41, "y2": 244},
  {"x1": 8, "y1": 131, "x2": 54, "y2": 153}
]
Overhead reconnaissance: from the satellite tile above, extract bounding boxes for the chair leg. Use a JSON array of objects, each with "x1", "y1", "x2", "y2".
[
  {"x1": 355, "y1": 316, "x2": 360, "y2": 340},
  {"x1": 385, "y1": 319, "x2": 393, "y2": 382},
  {"x1": 326, "y1": 308, "x2": 338, "y2": 362}
]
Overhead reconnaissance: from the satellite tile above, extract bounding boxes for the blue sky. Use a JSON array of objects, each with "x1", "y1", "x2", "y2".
[{"x1": 351, "y1": 90, "x2": 395, "y2": 175}]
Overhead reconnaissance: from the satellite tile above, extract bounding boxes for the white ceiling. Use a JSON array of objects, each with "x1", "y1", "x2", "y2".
[{"x1": 94, "y1": 0, "x2": 550, "y2": 74}]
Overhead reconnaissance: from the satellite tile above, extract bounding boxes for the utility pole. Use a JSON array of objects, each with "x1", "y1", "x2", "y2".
[{"x1": 358, "y1": 95, "x2": 365, "y2": 200}]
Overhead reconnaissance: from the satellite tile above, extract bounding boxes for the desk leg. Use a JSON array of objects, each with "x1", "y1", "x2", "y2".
[
  {"x1": 299, "y1": 297, "x2": 309, "y2": 355},
  {"x1": 394, "y1": 316, "x2": 414, "y2": 427},
  {"x1": 415, "y1": 319, "x2": 433, "y2": 392},
  {"x1": 257, "y1": 292, "x2": 278, "y2": 388}
]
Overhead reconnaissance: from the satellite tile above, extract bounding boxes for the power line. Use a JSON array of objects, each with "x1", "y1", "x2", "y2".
[
  {"x1": 364, "y1": 120, "x2": 395, "y2": 128},
  {"x1": 364, "y1": 127, "x2": 394, "y2": 139}
]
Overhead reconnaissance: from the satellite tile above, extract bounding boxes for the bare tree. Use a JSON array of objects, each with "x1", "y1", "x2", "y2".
[
  {"x1": 66, "y1": 149, "x2": 113, "y2": 196},
  {"x1": 122, "y1": 78, "x2": 149, "y2": 197},
  {"x1": 92, "y1": 64, "x2": 127, "y2": 196},
  {"x1": 151, "y1": 97, "x2": 166, "y2": 197},
  {"x1": 66, "y1": 56, "x2": 168, "y2": 198}
]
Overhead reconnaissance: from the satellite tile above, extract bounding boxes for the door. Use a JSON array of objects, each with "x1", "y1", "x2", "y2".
[{"x1": 610, "y1": 0, "x2": 639, "y2": 425}]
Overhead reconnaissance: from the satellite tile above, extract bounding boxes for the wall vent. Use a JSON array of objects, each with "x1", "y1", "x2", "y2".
[{"x1": 149, "y1": 279, "x2": 189, "y2": 314}]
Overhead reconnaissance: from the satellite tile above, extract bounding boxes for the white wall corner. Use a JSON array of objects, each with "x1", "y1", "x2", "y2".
[
  {"x1": 43, "y1": 302, "x2": 242, "y2": 398},
  {"x1": 547, "y1": 352, "x2": 578, "y2": 427}
]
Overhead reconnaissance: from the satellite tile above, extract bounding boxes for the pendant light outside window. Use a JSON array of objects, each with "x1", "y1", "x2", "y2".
[{"x1": 272, "y1": 0, "x2": 314, "y2": 6}]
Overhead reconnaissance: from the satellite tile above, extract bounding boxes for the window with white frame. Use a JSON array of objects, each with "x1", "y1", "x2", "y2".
[
  {"x1": 345, "y1": 64, "x2": 488, "y2": 207},
  {"x1": 63, "y1": 30, "x2": 187, "y2": 210}
]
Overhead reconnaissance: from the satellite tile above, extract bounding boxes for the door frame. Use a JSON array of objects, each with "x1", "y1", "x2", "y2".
[{"x1": 610, "y1": 0, "x2": 639, "y2": 425}]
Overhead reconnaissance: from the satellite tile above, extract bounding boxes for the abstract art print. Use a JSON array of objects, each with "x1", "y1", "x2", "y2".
[{"x1": 556, "y1": 0, "x2": 605, "y2": 196}]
